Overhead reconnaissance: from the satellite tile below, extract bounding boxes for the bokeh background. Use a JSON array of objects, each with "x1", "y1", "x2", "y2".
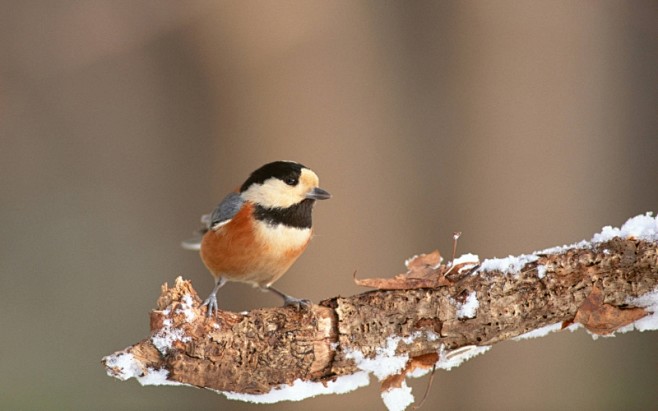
[{"x1": 1, "y1": 1, "x2": 657, "y2": 410}]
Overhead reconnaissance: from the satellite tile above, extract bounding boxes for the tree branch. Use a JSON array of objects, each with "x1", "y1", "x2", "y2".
[{"x1": 102, "y1": 214, "x2": 658, "y2": 410}]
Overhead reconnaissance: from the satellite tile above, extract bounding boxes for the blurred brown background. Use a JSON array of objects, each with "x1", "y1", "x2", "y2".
[{"x1": 1, "y1": 1, "x2": 657, "y2": 410}]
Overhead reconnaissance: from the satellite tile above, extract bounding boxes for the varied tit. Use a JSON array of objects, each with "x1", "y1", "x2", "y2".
[{"x1": 182, "y1": 161, "x2": 331, "y2": 316}]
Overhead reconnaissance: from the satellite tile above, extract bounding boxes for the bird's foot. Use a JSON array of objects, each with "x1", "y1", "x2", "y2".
[
  {"x1": 282, "y1": 295, "x2": 312, "y2": 310},
  {"x1": 202, "y1": 293, "x2": 219, "y2": 317},
  {"x1": 265, "y1": 286, "x2": 312, "y2": 310}
]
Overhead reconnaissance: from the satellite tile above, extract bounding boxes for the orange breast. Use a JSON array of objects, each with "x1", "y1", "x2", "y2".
[{"x1": 200, "y1": 203, "x2": 311, "y2": 287}]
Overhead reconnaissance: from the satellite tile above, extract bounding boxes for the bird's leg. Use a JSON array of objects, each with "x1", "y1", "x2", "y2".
[
  {"x1": 264, "y1": 286, "x2": 312, "y2": 310},
  {"x1": 202, "y1": 277, "x2": 226, "y2": 317}
]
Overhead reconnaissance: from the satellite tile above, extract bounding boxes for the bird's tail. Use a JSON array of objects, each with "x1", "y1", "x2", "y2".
[{"x1": 181, "y1": 213, "x2": 211, "y2": 250}]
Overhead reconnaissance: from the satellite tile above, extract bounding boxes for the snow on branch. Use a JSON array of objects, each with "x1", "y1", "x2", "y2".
[{"x1": 102, "y1": 213, "x2": 658, "y2": 411}]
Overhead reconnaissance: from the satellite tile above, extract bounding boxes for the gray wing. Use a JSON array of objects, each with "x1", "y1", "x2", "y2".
[
  {"x1": 209, "y1": 192, "x2": 244, "y2": 229},
  {"x1": 181, "y1": 192, "x2": 244, "y2": 250}
]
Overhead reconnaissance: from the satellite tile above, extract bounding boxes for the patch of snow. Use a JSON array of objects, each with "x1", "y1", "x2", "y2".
[
  {"x1": 536, "y1": 240, "x2": 591, "y2": 256},
  {"x1": 512, "y1": 322, "x2": 563, "y2": 341},
  {"x1": 479, "y1": 254, "x2": 539, "y2": 276},
  {"x1": 436, "y1": 345, "x2": 491, "y2": 371},
  {"x1": 151, "y1": 321, "x2": 190, "y2": 354},
  {"x1": 536, "y1": 265, "x2": 547, "y2": 279},
  {"x1": 103, "y1": 352, "x2": 186, "y2": 386},
  {"x1": 452, "y1": 253, "x2": 479, "y2": 266},
  {"x1": 381, "y1": 380, "x2": 414, "y2": 411},
  {"x1": 222, "y1": 371, "x2": 370, "y2": 404},
  {"x1": 401, "y1": 331, "x2": 422, "y2": 344},
  {"x1": 452, "y1": 291, "x2": 479, "y2": 319},
  {"x1": 103, "y1": 352, "x2": 142, "y2": 381},
  {"x1": 450, "y1": 253, "x2": 480, "y2": 274},
  {"x1": 136, "y1": 368, "x2": 187, "y2": 386},
  {"x1": 592, "y1": 212, "x2": 657, "y2": 243},
  {"x1": 178, "y1": 294, "x2": 196, "y2": 322},
  {"x1": 345, "y1": 336, "x2": 409, "y2": 380}
]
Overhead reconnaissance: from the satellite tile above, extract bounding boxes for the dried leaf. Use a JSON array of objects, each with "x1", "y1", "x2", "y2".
[
  {"x1": 381, "y1": 371, "x2": 406, "y2": 392},
  {"x1": 355, "y1": 250, "x2": 479, "y2": 290},
  {"x1": 408, "y1": 352, "x2": 439, "y2": 370},
  {"x1": 380, "y1": 353, "x2": 438, "y2": 393},
  {"x1": 574, "y1": 284, "x2": 648, "y2": 334},
  {"x1": 405, "y1": 250, "x2": 442, "y2": 274},
  {"x1": 354, "y1": 251, "x2": 446, "y2": 290}
]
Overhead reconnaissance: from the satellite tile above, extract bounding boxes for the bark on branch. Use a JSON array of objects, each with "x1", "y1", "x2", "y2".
[{"x1": 102, "y1": 215, "x2": 658, "y2": 409}]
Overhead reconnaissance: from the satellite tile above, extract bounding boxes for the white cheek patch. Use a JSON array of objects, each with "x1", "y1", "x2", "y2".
[
  {"x1": 242, "y1": 179, "x2": 298, "y2": 209},
  {"x1": 253, "y1": 223, "x2": 311, "y2": 255},
  {"x1": 241, "y1": 168, "x2": 322, "y2": 209}
]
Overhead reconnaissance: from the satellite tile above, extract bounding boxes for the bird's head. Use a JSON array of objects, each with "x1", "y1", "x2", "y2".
[{"x1": 240, "y1": 161, "x2": 331, "y2": 209}]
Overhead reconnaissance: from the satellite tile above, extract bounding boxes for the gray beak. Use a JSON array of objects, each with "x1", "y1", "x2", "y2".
[{"x1": 306, "y1": 187, "x2": 331, "y2": 200}]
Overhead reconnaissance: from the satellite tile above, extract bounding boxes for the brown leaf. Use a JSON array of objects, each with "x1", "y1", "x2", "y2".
[
  {"x1": 355, "y1": 250, "x2": 479, "y2": 290},
  {"x1": 574, "y1": 284, "x2": 648, "y2": 335},
  {"x1": 408, "y1": 352, "x2": 439, "y2": 370},
  {"x1": 405, "y1": 250, "x2": 442, "y2": 275},
  {"x1": 380, "y1": 353, "x2": 439, "y2": 393},
  {"x1": 381, "y1": 372, "x2": 406, "y2": 392},
  {"x1": 354, "y1": 251, "x2": 446, "y2": 290}
]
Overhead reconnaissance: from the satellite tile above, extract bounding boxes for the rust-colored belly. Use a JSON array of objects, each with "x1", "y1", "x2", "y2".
[{"x1": 200, "y1": 203, "x2": 311, "y2": 287}]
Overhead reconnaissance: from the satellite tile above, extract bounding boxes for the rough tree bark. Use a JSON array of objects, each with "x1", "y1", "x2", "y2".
[{"x1": 103, "y1": 220, "x2": 658, "y2": 408}]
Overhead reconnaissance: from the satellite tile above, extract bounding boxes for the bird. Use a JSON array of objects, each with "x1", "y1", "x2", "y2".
[{"x1": 182, "y1": 161, "x2": 331, "y2": 316}]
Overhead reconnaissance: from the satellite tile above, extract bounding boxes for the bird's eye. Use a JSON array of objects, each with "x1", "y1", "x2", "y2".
[{"x1": 284, "y1": 177, "x2": 298, "y2": 186}]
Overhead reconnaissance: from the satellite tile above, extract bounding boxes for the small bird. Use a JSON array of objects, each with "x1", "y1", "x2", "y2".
[{"x1": 182, "y1": 161, "x2": 331, "y2": 315}]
